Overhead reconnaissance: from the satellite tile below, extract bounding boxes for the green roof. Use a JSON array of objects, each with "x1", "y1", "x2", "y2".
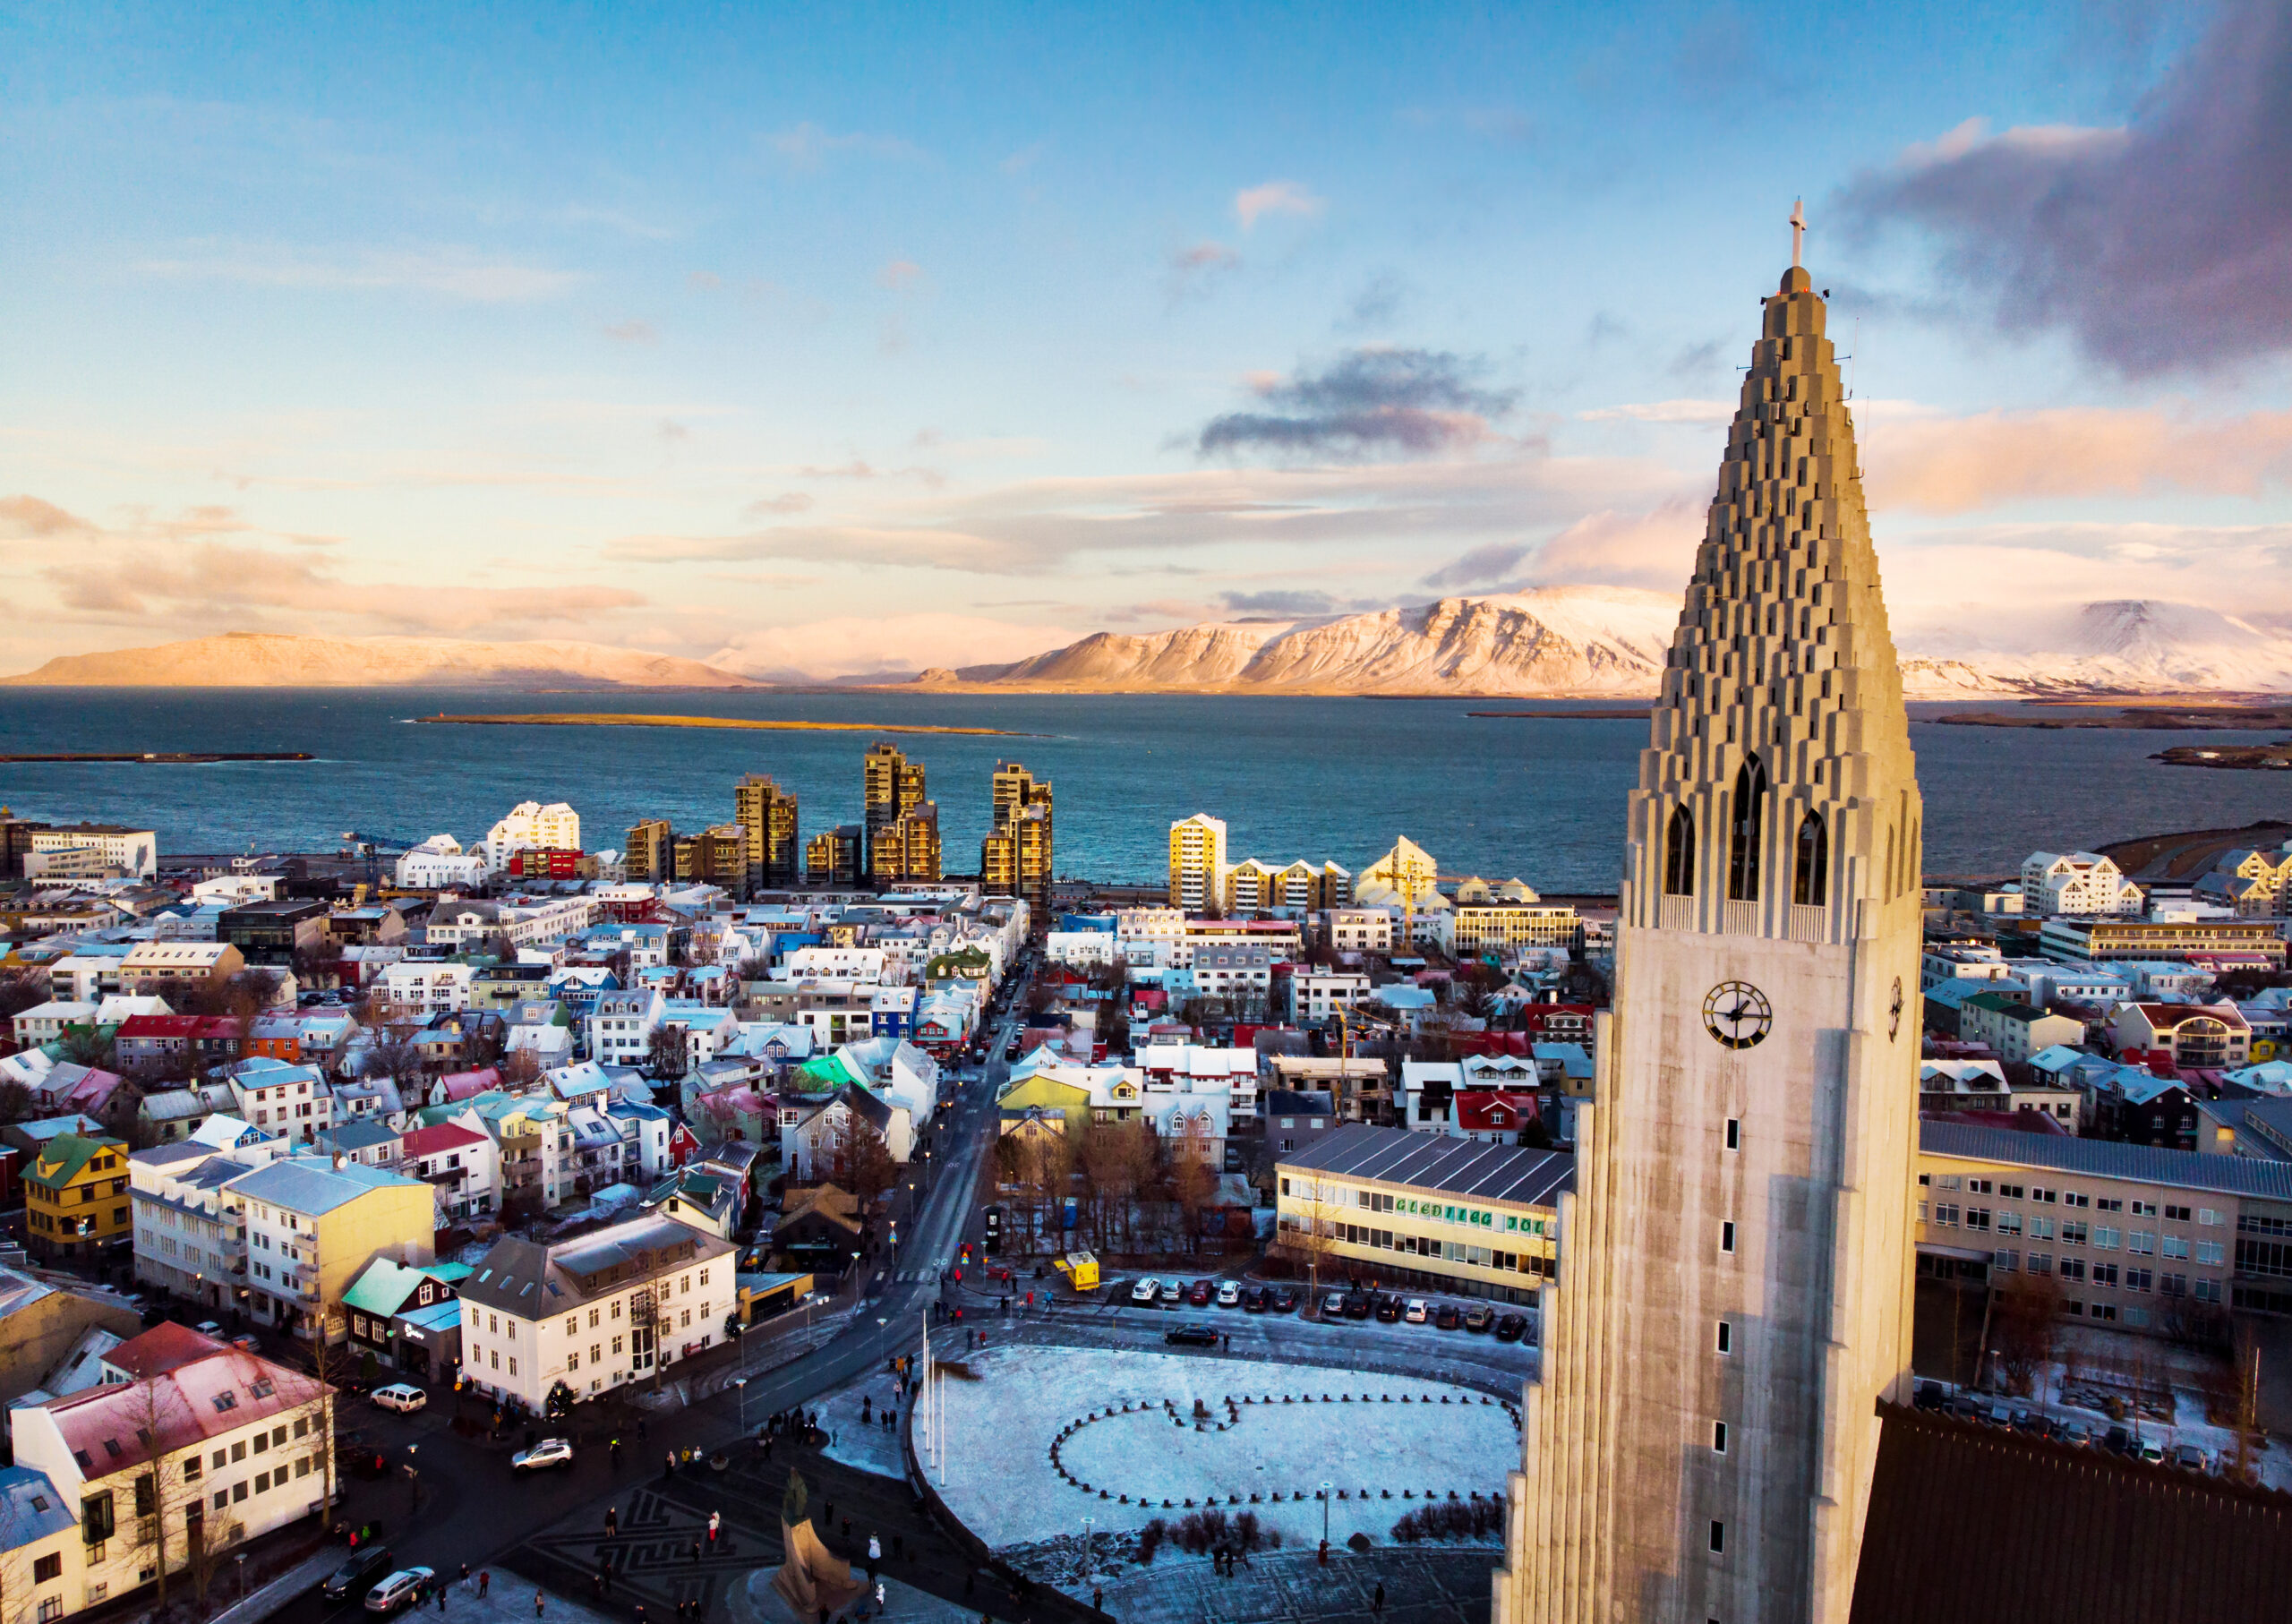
[{"x1": 28, "y1": 1133, "x2": 125, "y2": 1192}]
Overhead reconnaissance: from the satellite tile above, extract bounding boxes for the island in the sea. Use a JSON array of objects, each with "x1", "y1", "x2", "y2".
[{"x1": 415, "y1": 713, "x2": 1032, "y2": 738}]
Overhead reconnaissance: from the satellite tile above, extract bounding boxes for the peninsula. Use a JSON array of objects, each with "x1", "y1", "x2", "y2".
[{"x1": 415, "y1": 713, "x2": 1031, "y2": 738}]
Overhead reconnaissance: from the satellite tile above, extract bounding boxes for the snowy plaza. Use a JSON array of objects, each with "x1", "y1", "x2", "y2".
[{"x1": 911, "y1": 1342, "x2": 1522, "y2": 1550}]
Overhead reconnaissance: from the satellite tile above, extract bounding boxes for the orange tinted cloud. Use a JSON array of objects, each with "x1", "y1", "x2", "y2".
[{"x1": 1863, "y1": 406, "x2": 2292, "y2": 512}]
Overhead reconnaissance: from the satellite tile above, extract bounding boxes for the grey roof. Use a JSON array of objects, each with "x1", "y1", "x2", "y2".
[
  {"x1": 458, "y1": 1214, "x2": 731, "y2": 1320},
  {"x1": 0, "y1": 1466, "x2": 74, "y2": 1554},
  {"x1": 1920, "y1": 1118, "x2": 2292, "y2": 1201},
  {"x1": 1279, "y1": 1124, "x2": 1574, "y2": 1208},
  {"x1": 317, "y1": 1118, "x2": 402, "y2": 1153},
  {"x1": 1262, "y1": 1090, "x2": 1336, "y2": 1116},
  {"x1": 131, "y1": 1141, "x2": 218, "y2": 1169},
  {"x1": 225, "y1": 1156, "x2": 423, "y2": 1215}
]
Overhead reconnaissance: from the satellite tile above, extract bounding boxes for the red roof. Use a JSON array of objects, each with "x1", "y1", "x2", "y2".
[
  {"x1": 1454, "y1": 1090, "x2": 1542, "y2": 1133},
  {"x1": 116, "y1": 1014, "x2": 241, "y2": 1039},
  {"x1": 436, "y1": 1066, "x2": 501, "y2": 1101},
  {"x1": 41, "y1": 1337, "x2": 324, "y2": 1481},
  {"x1": 400, "y1": 1123, "x2": 488, "y2": 1158},
  {"x1": 107, "y1": 1322, "x2": 230, "y2": 1379}
]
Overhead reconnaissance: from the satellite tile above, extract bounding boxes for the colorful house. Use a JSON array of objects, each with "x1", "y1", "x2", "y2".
[{"x1": 24, "y1": 1133, "x2": 131, "y2": 1264}]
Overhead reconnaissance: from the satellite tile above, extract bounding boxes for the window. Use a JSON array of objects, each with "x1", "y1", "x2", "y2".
[
  {"x1": 566, "y1": 1318, "x2": 578, "y2": 1338},
  {"x1": 34, "y1": 1554, "x2": 61, "y2": 1585},
  {"x1": 1708, "y1": 1521, "x2": 1726, "y2": 1555},
  {"x1": 568, "y1": 1351, "x2": 580, "y2": 1371},
  {"x1": 1996, "y1": 1213, "x2": 2023, "y2": 1236},
  {"x1": 2162, "y1": 1235, "x2": 2189, "y2": 1260},
  {"x1": 1792, "y1": 810, "x2": 1827, "y2": 906},
  {"x1": 2129, "y1": 1231, "x2": 2156, "y2": 1255},
  {"x1": 2060, "y1": 1258, "x2": 2085, "y2": 1282},
  {"x1": 1933, "y1": 1204, "x2": 1959, "y2": 1227},
  {"x1": 2200, "y1": 1208, "x2": 2223, "y2": 1227},
  {"x1": 2062, "y1": 1221, "x2": 2087, "y2": 1245},
  {"x1": 1665, "y1": 806, "x2": 1696, "y2": 896},
  {"x1": 1969, "y1": 1179, "x2": 1993, "y2": 1196},
  {"x1": 231, "y1": 1441, "x2": 245, "y2": 1462},
  {"x1": 2094, "y1": 1227, "x2": 2120, "y2": 1251},
  {"x1": 2065, "y1": 1192, "x2": 2090, "y2": 1209},
  {"x1": 2166, "y1": 1204, "x2": 2192, "y2": 1222},
  {"x1": 1721, "y1": 1221, "x2": 1736, "y2": 1253},
  {"x1": 1993, "y1": 1250, "x2": 2018, "y2": 1271},
  {"x1": 2196, "y1": 1241, "x2": 2225, "y2": 1266},
  {"x1": 509, "y1": 1358, "x2": 517, "y2": 1378},
  {"x1": 2096, "y1": 1198, "x2": 2122, "y2": 1213},
  {"x1": 232, "y1": 1483, "x2": 248, "y2": 1504},
  {"x1": 183, "y1": 1456, "x2": 201, "y2": 1482},
  {"x1": 1716, "y1": 1321, "x2": 1732, "y2": 1355},
  {"x1": 1724, "y1": 1119, "x2": 1740, "y2": 1151},
  {"x1": 2029, "y1": 1217, "x2": 2054, "y2": 1241},
  {"x1": 1712, "y1": 1421, "x2": 1728, "y2": 1454},
  {"x1": 254, "y1": 1472, "x2": 269, "y2": 1493},
  {"x1": 1727, "y1": 758, "x2": 1766, "y2": 902}
]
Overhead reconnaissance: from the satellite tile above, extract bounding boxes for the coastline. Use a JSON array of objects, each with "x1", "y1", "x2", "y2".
[{"x1": 413, "y1": 712, "x2": 1039, "y2": 738}]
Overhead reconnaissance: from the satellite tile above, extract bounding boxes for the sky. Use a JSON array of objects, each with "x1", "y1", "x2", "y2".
[{"x1": 5, "y1": 0, "x2": 2292, "y2": 680}]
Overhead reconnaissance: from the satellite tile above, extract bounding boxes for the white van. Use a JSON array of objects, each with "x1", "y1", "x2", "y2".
[{"x1": 371, "y1": 1384, "x2": 426, "y2": 1414}]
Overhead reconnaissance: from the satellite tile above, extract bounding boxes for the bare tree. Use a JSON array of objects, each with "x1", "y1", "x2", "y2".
[
  {"x1": 834, "y1": 1111, "x2": 898, "y2": 1207},
  {"x1": 648, "y1": 1023, "x2": 689, "y2": 1081},
  {"x1": 0, "y1": 969, "x2": 49, "y2": 1022},
  {"x1": 498, "y1": 1047, "x2": 544, "y2": 1090},
  {"x1": 1988, "y1": 1275, "x2": 2065, "y2": 1397},
  {"x1": 1288, "y1": 1171, "x2": 1342, "y2": 1311}
]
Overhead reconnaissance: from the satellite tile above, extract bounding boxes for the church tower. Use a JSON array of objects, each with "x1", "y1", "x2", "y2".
[{"x1": 1495, "y1": 252, "x2": 1924, "y2": 1624}]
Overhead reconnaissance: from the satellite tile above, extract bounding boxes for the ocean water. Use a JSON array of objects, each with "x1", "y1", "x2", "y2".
[{"x1": 0, "y1": 688, "x2": 2284, "y2": 891}]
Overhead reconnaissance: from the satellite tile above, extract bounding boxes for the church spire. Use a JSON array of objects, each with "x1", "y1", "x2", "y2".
[{"x1": 1626, "y1": 259, "x2": 1921, "y2": 942}]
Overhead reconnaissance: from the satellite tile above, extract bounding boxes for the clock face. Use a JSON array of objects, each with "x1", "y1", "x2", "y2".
[
  {"x1": 1703, "y1": 980, "x2": 1773, "y2": 1050},
  {"x1": 1888, "y1": 977, "x2": 1904, "y2": 1041}
]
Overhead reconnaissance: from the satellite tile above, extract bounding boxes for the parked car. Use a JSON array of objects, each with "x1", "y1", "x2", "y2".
[
  {"x1": 1913, "y1": 1380, "x2": 1947, "y2": 1411},
  {"x1": 1215, "y1": 1280, "x2": 1242, "y2": 1308},
  {"x1": 364, "y1": 1568, "x2": 435, "y2": 1617},
  {"x1": 1159, "y1": 1279, "x2": 1186, "y2": 1305},
  {"x1": 2011, "y1": 1409, "x2": 2047, "y2": 1436},
  {"x1": 1494, "y1": 1312, "x2": 1529, "y2": 1342},
  {"x1": 1270, "y1": 1286, "x2": 1299, "y2": 1313},
  {"x1": 1374, "y1": 1294, "x2": 1402, "y2": 1323},
  {"x1": 1463, "y1": 1306, "x2": 1497, "y2": 1334},
  {"x1": 371, "y1": 1384, "x2": 427, "y2": 1415},
  {"x1": 1404, "y1": 1299, "x2": 1429, "y2": 1324},
  {"x1": 1320, "y1": 1291, "x2": 1348, "y2": 1318},
  {"x1": 1343, "y1": 1292, "x2": 1373, "y2": 1321},
  {"x1": 1243, "y1": 1286, "x2": 1270, "y2": 1312},
  {"x1": 2170, "y1": 1444, "x2": 2207, "y2": 1473},
  {"x1": 1434, "y1": 1303, "x2": 1463, "y2": 1330},
  {"x1": 2104, "y1": 1425, "x2": 2134, "y2": 1456},
  {"x1": 194, "y1": 1320, "x2": 225, "y2": 1338},
  {"x1": 1165, "y1": 1324, "x2": 1220, "y2": 1348},
  {"x1": 229, "y1": 1333, "x2": 261, "y2": 1353},
  {"x1": 1131, "y1": 1277, "x2": 1161, "y2": 1305},
  {"x1": 321, "y1": 1547, "x2": 396, "y2": 1603},
  {"x1": 2138, "y1": 1440, "x2": 2167, "y2": 1466},
  {"x1": 1186, "y1": 1279, "x2": 1214, "y2": 1307},
  {"x1": 2057, "y1": 1422, "x2": 2093, "y2": 1449}
]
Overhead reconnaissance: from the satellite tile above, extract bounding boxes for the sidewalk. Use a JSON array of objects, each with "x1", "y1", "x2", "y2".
[{"x1": 202, "y1": 1545, "x2": 341, "y2": 1624}]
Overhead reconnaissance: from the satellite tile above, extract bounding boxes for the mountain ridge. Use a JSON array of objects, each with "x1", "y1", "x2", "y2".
[{"x1": 1, "y1": 631, "x2": 761, "y2": 688}]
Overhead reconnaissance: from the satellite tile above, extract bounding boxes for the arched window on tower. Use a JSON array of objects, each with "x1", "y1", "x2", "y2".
[
  {"x1": 1728, "y1": 757, "x2": 1767, "y2": 902},
  {"x1": 1664, "y1": 805, "x2": 1696, "y2": 896},
  {"x1": 1793, "y1": 810, "x2": 1828, "y2": 906}
]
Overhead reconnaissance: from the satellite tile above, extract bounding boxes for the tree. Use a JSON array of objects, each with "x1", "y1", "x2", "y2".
[
  {"x1": 834, "y1": 1107, "x2": 899, "y2": 1207},
  {"x1": 0, "y1": 969, "x2": 49, "y2": 1021},
  {"x1": 648, "y1": 1023, "x2": 689, "y2": 1081},
  {"x1": 1167, "y1": 1125, "x2": 1216, "y2": 1257},
  {"x1": 0, "y1": 1079, "x2": 32, "y2": 1125},
  {"x1": 1988, "y1": 1274, "x2": 2064, "y2": 1397},
  {"x1": 1287, "y1": 1172, "x2": 1342, "y2": 1311},
  {"x1": 361, "y1": 1033, "x2": 427, "y2": 1093},
  {"x1": 498, "y1": 1047, "x2": 545, "y2": 1090}
]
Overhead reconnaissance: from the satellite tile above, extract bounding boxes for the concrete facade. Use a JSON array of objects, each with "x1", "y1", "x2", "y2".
[{"x1": 1499, "y1": 266, "x2": 1923, "y2": 1624}]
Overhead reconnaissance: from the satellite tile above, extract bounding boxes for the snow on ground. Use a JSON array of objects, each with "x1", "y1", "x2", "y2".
[
  {"x1": 815, "y1": 1365, "x2": 909, "y2": 1478},
  {"x1": 913, "y1": 1343, "x2": 1518, "y2": 1551}
]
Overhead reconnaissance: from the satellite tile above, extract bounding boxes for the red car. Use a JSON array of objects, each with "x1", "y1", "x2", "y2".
[{"x1": 1185, "y1": 1279, "x2": 1214, "y2": 1307}]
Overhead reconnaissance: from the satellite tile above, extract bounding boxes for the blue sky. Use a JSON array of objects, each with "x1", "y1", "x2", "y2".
[{"x1": 6, "y1": 1, "x2": 2289, "y2": 677}]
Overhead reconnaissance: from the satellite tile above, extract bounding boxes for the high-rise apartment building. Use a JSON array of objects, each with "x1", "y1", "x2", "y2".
[
  {"x1": 862, "y1": 743, "x2": 928, "y2": 879},
  {"x1": 1498, "y1": 263, "x2": 1922, "y2": 1624},
  {"x1": 673, "y1": 824, "x2": 753, "y2": 896},
  {"x1": 734, "y1": 774, "x2": 801, "y2": 888},
  {"x1": 982, "y1": 761, "x2": 1054, "y2": 918},
  {"x1": 806, "y1": 824, "x2": 864, "y2": 886},
  {"x1": 869, "y1": 802, "x2": 942, "y2": 885},
  {"x1": 1167, "y1": 814, "x2": 1227, "y2": 910},
  {"x1": 625, "y1": 818, "x2": 674, "y2": 883}
]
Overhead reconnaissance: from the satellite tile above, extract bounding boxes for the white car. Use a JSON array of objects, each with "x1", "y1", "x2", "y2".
[
  {"x1": 1159, "y1": 1279, "x2": 1187, "y2": 1304},
  {"x1": 1131, "y1": 1277, "x2": 1161, "y2": 1305},
  {"x1": 1404, "y1": 1299, "x2": 1429, "y2": 1324},
  {"x1": 363, "y1": 1568, "x2": 434, "y2": 1616},
  {"x1": 511, "y1": 1438, "x2": 575, "y2": 1474},
  {"x1": 1215, "y1": 1280, "x2": 1242, "y2": 1308},
  {"x1": 371, "y1": 1383, "x2": 427, "y2": 1415}
]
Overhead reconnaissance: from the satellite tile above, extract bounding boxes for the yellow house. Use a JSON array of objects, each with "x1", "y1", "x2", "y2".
[
  {"x1": 997, "y1": 1064, "x2": 1142, "y2": 1128},
  {"x1": 25, "y1": 1133, "x2": 131, "y2": 1264},
  {"x1": 228, "y1": 1154, "x2": 437, "y2": 1340}
]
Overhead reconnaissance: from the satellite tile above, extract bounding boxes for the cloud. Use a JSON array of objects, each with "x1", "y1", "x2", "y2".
[
  {"x1": 877, "y1": 259, "x2": 923, "y2": 291},
  {"x1": 1166, "y1": 241, "x2": 1241, "y2": 304},
  {"x1": 137, "y1": 245, "x2": 584, "y2": 302},
  {"x1": 603, "y1": 320, "x2": 659, "y2": 344},
  {"x1": 1422, "y1": 542, "x2": 1532, "y2": 590},
  {"x1": 742, "y1": 493, "x2": 816, "y2": 517},
  {"x1": 687, "y1": 270, "x2": 723, "y2": 291},
  {"x1": 1667, "y1": 340, "x2": 1725, "y2": 379},
  {"x1": 0, "y1": 495, "x2": 99, "y2": 540},
  {"x1": 1195, "y1": 347, "x2": 1523, "y2": 460},
  {"x1": 1234, "y1": 181, "x2": 1323, "y2": 229},
  {"x1": 1838, "y1": 0, "x2": 2292, "y2": 374},
  {"x1": 765, "y1": 122, "x2": 926, "y2": 169},
  {"x1": 1340, "y1": 274, "x2": 1409, "y2": 332},
  {"x1": 1578, "y1": 398, "x2": 1733, "y2": 424},
  {"x1": 1529, "y1": 497, "x2": 1707, "y2": 589},
  {"x1": 706, "y1": 612, "x2": 1073, "y2": 680},
  {"x1": 1861, "y1": 406, "x2": 2292, "y2": 512},
  {"x1": 1216, "y1": 589, "x2": 1365, "y2": 619}
]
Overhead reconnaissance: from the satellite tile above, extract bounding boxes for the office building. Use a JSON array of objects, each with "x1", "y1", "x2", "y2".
[{"x1": 734, "y1": 774, "x2": 801, "y2": 889}]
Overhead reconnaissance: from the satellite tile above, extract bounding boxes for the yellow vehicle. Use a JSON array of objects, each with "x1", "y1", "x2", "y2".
[{"x1": 1051, "y1": 1250, "x2": 1101, "y2": 1291}]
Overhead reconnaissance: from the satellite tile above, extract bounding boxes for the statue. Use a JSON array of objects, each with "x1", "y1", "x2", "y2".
[{"x1": 769, "y1": 1469, "x2": 863, "y2": 1618}]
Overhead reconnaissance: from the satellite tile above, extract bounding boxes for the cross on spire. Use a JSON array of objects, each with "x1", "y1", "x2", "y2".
[{"x1": 1790, "y1": 198, "x2": 1806, "y2": 269}]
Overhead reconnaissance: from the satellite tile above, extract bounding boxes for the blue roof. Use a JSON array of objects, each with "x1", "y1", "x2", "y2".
[
  {"x1": 398, "y1": 1299, "x2": 462, "y2": 1333},
  {"x1": 227, "y1": 1156, "x2": 424, "y2": 1214},
  {"x1": 0, "y1": 1466, "x2": 74, "y2": 1553}
]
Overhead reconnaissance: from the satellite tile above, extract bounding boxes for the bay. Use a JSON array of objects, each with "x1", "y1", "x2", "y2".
[{"x1": 0, "y1": 688, "x2": 2283, "y2": 891}]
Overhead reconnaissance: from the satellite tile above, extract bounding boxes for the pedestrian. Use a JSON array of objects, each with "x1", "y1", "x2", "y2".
[
  {"x1": 690, "y1": 1539, "x2": 701, "y2": 1564},
  {"x1": 606, "y1": 1507, "x2": 619, "y2": 1536},
  {"x1": 824, "y1": 1500, "x2": 834, "y2": 1529},
  {"x1": 1091, "y1": 1589, "x2": 1102, "y2": 1611},
  {"x1": 459, "y1": 1565, "x2": 470, "y2": 1587},
  {"x1": 665, "y1": 1449, "x2": 677, "y2": 1478},
  {"x1": 1373, "y1": 1581, "x2": 1385, "y2": 1613},
  {"x1": 638, "y1": 1418, "x2": 648, "y2": 1441},
  {"x1": 634, "y1": 1603, "x2": 645, "y2": 1624},
  {"x1": 479, "y1": 1574, "x2": 491, "y2": 1600},
  {"x1": 1221, "y1": 1332, "x2": 1229, "y2": 1351},
  {"x1": 868, "y1": 1533, "x2": 881, "y2": 1577},
  {"x1": 438, "y1": 1581, "x2": 448, "y2": 1612},
  {"x1": 534, "y1": 1589, "x2": 545, "y2": 1620},
  {"x1": 875, "y1": 1581, "x2": 886, "y2": 1612}
]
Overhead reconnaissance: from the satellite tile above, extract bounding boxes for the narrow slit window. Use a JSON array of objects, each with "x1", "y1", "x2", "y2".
[
  {"x1": 1665, "y1": 805, "x2": 1697, "y2": 897},
  {"x1": 1721, "y1": 1221, "x2": 1736, "y2": 1254},
  {"x1": 1724, "y1": 1119, "x2": 1740, "y2": 1151},
  {"x1": 1713, "y1": 1421, "x2": 1728, "y2": 1454},
  {"x1": 1716, "y1": 1321, "x2": 1732, "y2": 1355},
  {"x1": 1709, "y1": 1522, "x2": 1726, "y2": 1555},
  {"x1": 1727, "y1": 757, "x2": 1767, "y2": 902}
]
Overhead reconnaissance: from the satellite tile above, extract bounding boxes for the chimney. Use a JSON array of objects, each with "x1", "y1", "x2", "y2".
[{"x1": 332, "y1": 1151, "x2": 345, "y2": 1171}]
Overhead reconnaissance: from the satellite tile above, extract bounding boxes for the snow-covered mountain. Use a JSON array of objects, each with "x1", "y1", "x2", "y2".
[
  {"x1": 916, "y1": 594, "x2": 2292, "y2": 698},
  {"x1": 1, "y1": 631, "x2": 760, "y2": 688}
]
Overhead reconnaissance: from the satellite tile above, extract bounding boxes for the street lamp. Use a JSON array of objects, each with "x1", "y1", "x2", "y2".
[
  {"x1": 1320, "y1": 1480, "x2": 1333, "y2": 1548},
  {"x1": 733, "y1": 1376, "x2": 749, "y2": 1435},
  {"x1": 235, "y1": 1554, "x2": 247, "y2": 1603},
  {"x1": 406, "y1": 1444, "x2": 419, "y2": 1512}
]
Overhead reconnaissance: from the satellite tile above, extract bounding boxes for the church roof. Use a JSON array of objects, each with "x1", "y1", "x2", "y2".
[{"x1": 1279, "y1": 1122, "x2": 1572, "y2": 1208}]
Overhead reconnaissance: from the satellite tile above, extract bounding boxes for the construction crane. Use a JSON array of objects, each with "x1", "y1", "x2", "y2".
[{"x1": 339, "y1": 830, "x2": 423, "y2": 888}]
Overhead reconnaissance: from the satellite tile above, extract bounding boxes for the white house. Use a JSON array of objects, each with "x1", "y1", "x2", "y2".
[
  {"x1": 226, "y1": 1059, "x2": 333, "y2": 1144},
  {"x1": 588, "y1": 990, "x2": 668, "y2": 1067},
  {"x1": 782, "y1": 944, "x2": 889, "y2": 981},
  {"x1": 457, "y1": 1214, "x2": 735, "y2": 1410},
  {"x1": 483, "y1": 801, "x2": 581, "y2": 873},
  {"x1": 395, "y1": 836, "x2": 488, "y2": 890},
  {"x1": 2021, "y1": 851, "x2": 2145, "y2": 918},
  {"x1": 1285, "y1": 970, "x2": 1370, "y2": 1026},
  {"x1": 379, "y1": 960, "x2": 475, "y2": 1016}
]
